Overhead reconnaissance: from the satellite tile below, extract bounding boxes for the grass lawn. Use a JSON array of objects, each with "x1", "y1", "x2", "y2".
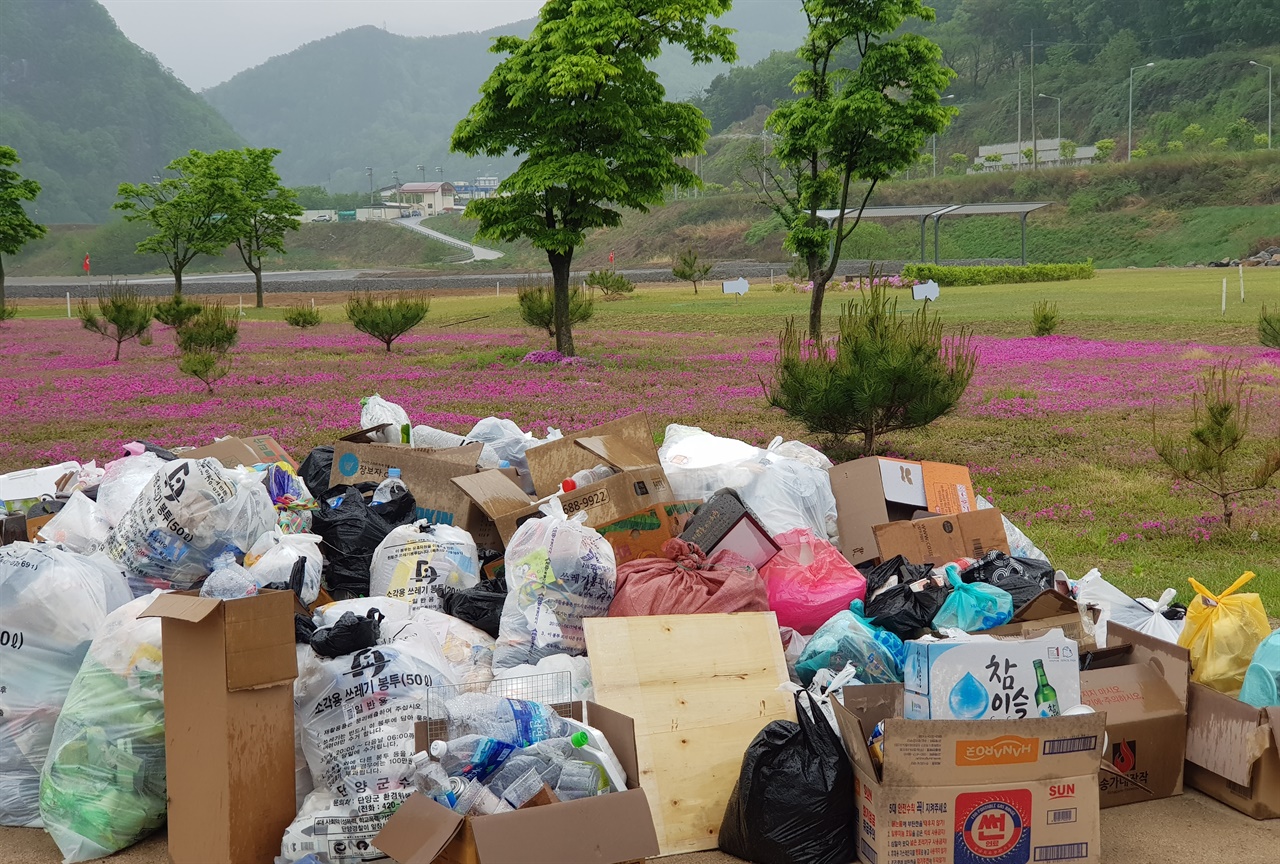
[{"x1": 3, "y1": 268, "x2": 1279, "y2": 612}]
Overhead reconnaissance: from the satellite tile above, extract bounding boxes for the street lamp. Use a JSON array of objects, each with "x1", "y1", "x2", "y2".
[
  {"x1": 416, "y1": 164, "x2": 425, "y2": 182},
  {"x1": 932, "y1": 94, "x2": 957, "y2": 178},
  {"x1": 1129, "y1": 62, "x2": 1155, "y2": 162},
  {"x1": 1250, "y1": 61, "x2": 1273, "y2": 150},
  {"x1": 365, "y1": 167, "x2": 373, "y2": 204},
  {"x1": 435, "y1": 166, "x2": 443, "y2": 182},
  {"x1": 1038, "y1": 93, "x2": 1061, "y2": 145}
]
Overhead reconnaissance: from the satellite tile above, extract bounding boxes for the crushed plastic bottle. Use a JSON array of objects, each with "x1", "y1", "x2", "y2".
[
  {"x1": 442, "y1": 693, "x2": 572, "y2": 746},
  {"x1": 372, "y1": 468, "x2": 408, "y2": 505},
  {"x1": 198, "y1": 552, "x2": 259, "y2": 599},
  {"x1": 429, "y1": 736, "x2": 516, "y2": 782}
]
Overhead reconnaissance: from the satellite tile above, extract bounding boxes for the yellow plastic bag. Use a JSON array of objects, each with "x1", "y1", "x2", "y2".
[{"x1": 1178, "y1": 572, "x2": 1272, "y2": 696}]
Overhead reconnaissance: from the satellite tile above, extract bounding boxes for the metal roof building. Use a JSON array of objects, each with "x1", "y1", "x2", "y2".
[{"x1": 816, "y1": 202, "x2": 1054, "y2": 264}]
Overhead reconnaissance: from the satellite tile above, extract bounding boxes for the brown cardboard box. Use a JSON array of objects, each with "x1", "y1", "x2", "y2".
[
  {"x1": 594, "y1": 501, "x2": 699, "y2": 566},
  {"x1": 375, "y1": 702, "x2": 659, "y2": 864},
  {"x1": 872, "y1": 508, "x2": 1010, "y2": 565},
  {"x1": 1185, "y1": 682, "x2": 1280, "y2": 819},
  {"x1": 921, "y1": 460, "x2": 978, "y2": 516},
  {"x1": 453, "y1": 415, "x2": 675, "y2": 545},
  {"x1": 834, "y1": 685, "x2": 1106, "y2": 864},
  {"x1": 185, "y1": 434, "x2": 297, "y2": 469},
  {"x1": 329, "y1": 441, "x2": 502, "y2": 549},
  {"x1": 139, "y1": 589, "x2": 298, "y2": 864},
  {"x1": 986, "y1": 590, "x2": 1096, "y2": 646},
  {"x1": 1079, "y1": 623, "x2": 1190, "y2": 808}
]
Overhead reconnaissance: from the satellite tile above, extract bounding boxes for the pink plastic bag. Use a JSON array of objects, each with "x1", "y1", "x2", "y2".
[{"x1": 760, "y1": 528, "x2": 866, "y2": 635}]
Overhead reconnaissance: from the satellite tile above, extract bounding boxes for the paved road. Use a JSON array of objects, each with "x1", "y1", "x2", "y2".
[{"x1": 393, "y1": 216, "x2": 504, "y2": 260}]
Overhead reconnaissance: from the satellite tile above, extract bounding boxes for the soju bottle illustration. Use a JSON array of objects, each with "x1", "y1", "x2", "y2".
[{"x1": 1034, "y1": 659, "x2": 1060, "y2": 716}]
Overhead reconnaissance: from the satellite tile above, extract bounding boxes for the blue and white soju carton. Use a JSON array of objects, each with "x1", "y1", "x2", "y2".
[{"x1": 904, "y1": 629, "x2": 1081, "y2": 720}]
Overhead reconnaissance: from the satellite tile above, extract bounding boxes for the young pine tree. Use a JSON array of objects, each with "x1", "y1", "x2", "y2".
[
  {"x1": 78, "y1": 280, "x2": 154, "y2": 361},
  {"x1": 345, "y1": 291, "x2": 430, "y2": 352}
]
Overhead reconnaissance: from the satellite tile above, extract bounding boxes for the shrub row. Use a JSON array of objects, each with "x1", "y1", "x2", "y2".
[{"x1": 901, "y1": 261, "x2": 1095, "y2": 286}]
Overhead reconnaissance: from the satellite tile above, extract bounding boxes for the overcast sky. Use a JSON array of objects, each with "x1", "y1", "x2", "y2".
[{"x1": 100, "y1": 0, "x2": 544, "y2": 91}]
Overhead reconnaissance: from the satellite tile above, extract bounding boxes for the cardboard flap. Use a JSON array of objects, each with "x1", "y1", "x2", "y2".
[
  {"x1": 451, "y1": 470, "x2": 535, "y2": 520},
  {"x1": 139, "y1": 593, "x2": 222, "y2": 624},
  {"x1": 1106, "y1": 622, "x2": 1190, "y2": 707},
  {"x1": 584, "y1": 701, "x2": 641, "y2": 788},
  {"x1": 373, "y1": 793, "x2": 464, "y2": 864},
  {"x1": 1268, "y1": 708, "x2": 1280, "y2": 750},
  {"x1": 525, "y1": 414, "x2": 655, "y2": 496},
  {"x1": 920, "y1": 460, "x2": 976, "y2": 515},
  {"x1": 468, "y1": 788, "x2": 659, "y2": 864},
  {"x1": 339, "y1": 424, "x2": 392, "y2": 443},
  {"x1": 420, "y1": 442, "x2": 485, "y2": 465},
  {"x1": 223, "y1": 590, "x2": 298, "y2": 690},
  {"x1": 831, "y1": 697, "x2": 878, "y2": 780},
  {"x1": 1013, "y1": 590, "x2": 1078, "y2": 622},
  {"x1": 1186, "y1": 683, "x2": 1270, "y2": 785},
  {"x1": 877, "y1": 458, "x2": 928, "y2": 507},
  {"x1": 1081, "y1": 662, "x2": 1182, "y2": 722},
  {"x1": 574, "y1": 435, "x2": 655, "y2": 473}
]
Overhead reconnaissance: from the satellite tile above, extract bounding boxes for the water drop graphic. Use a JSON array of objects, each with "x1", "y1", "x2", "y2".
[{"x1": 948, "y1": 672, "x2": 989, "y2": 719}]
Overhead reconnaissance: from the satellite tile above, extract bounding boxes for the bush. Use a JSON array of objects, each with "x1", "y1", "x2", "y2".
[
  {"x1": 345, "y1": 290, "x2": 430, "y2": 352},
  {"x1": 518, "y1": 284, "x2": 593, "y2": 338},
  {"x1": 901, "y1": 261, "x2": 1095, "y2": 287},
  {"x1": 153, "y1": 295, "x2": 203, "y2": 328},
  {"x1": 766, "y1": 285, "x2": 976, "y2": 455},
  {"x1": 284, "y1": 303, "x2": 323, "y2": 328},
  {"x1": 1032, "y1": 300, "x2": 1060, "y2": 336},
  {"x1": 175, "y1": 303, "x2": 239, "y2": 392},
  {"x1": 585, "y1": 269, "x2": 635, "y2": 298},
  {"x1": 0, "y1": 304, "x2": 15, "y2": 321},
  {"x1": 78, "y1": 280, "x2": 154, "y2": 361},
  {"x1": 1261, "y1": 305, "x2": 1280, "y2": 349}
]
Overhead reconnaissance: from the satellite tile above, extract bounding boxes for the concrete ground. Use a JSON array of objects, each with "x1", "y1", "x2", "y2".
[{"x1": 2, "y1": 789, "x2": 1276, "y2": 864}]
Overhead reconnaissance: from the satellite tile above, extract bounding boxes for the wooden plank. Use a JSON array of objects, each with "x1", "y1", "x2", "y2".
[{"x1": 584, "y1": 612, "x2": 794, "y2": 856}]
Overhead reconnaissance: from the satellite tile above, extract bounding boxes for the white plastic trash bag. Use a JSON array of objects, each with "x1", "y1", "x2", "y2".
[
  {"x1": 492, "y1": 653, "x2": 593, "y2": 702},
  {"x1": 1132, "y1": 589, "x2": 1185, "y2": 643},
  {"x1": 411, "y1": 424, "x2": 466, "y2": 450},
  {"x1": 977, "y1": 495, "x2": 1050, "y2": 564},
  {"x1": 463, "y1": 418, "x2": 562, "y2": 491},
  {"x1": 39, "y1": 592, "x2": 166, "y2": 862},
  {"x1": 359, "y1": 394, "x2": 411, "y2": 444},
  {"x1": 279, "y1": 786, "x2": 410, "y2": 864},
  {"x1": 95, "y1": 454, "x2": 166, "y2": 528},
  {"x1": 494, "y1": 499, "x2": 616, "y2": 670},
  {"x1": 766, "y1": 436, "x2": 833, "y2": 470},
  {"x1": 0, "y1": 544, "x2": 131, "y2": 827},
  {"x1": 387, "y1": 608, "x2": 494, "y2": 688},
  {"x1": 370, "y1": 522, "x2": 480, "y2": 610},
  {"x1": 37, "y1": 491, "x2": 111, "y2": 554},
  {"x1": 1074, "y1": 568, "x2": 1170, "y2": 633},
  {"x1": 247, "y1": 530, "x2": 323, "y2": 605},
  {"x1": 105, "y1": 459, "x2": 277, "y2": 596},
  {"x1": 313, "y1": 596, "x2": 415, "y2": 636}
]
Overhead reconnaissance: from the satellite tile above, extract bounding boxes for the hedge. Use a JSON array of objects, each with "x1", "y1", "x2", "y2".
[{"x1": 900, "y1": 261, "x2": 1095, "y2": 286}]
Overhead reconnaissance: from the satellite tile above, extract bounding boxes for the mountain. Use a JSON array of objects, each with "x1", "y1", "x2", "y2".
[
  {"x1": 203, "y1": 2, "x2": 808, "y2": 193},
  {"x1": 0, "y1": 0, "x2": 244, "y2": 223}
]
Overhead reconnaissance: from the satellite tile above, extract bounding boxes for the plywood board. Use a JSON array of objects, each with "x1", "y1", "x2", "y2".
[{"x1": 584, "y1": 612, "x2": 794, "y2": 856}]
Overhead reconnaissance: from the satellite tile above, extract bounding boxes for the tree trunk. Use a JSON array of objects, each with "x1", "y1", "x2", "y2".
[
  {"x1": 173, "y1": 266, "x2": 183, "y2": 300},
  {"x1": 0, "y1": 254, "x2": 6, "y2": 315},
  {"x1": 549, "y1": 249, "x2": 575, "y2": 357},
  {"x1": 807, "y1": 250, "x2": 825, "y2": 341},
  {"x1": 693, "y1": 280, "x2": 698, "y2": 295},
  {"x1": 862, "y1": 427, "x2": 876, "y2": 456},
  {"x1": 253, "y1": 262, "x2": 264, "y2": 308},
  {"x1": 114, "y1": 337, "x2": 122, "y2": 362}
]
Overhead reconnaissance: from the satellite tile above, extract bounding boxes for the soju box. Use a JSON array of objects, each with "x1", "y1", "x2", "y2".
[{"x1": 904, "y1": 629, "x2": 1081, "y2": 721}]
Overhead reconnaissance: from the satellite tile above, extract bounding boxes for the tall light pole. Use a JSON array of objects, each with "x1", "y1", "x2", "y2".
[
  {"x1": 365, "y1": 167, "x2": 373, "y2": 204},
  {"x1": 1129, "y1": 62, "x2": 1155, "y2": 162},
  {"x1": 932, "y1": 94, "x2": 956, "y2": 178},
  {"x1": 1250, "y1": 61, "x2": 1273, "y2": 150},
  {"x1": 1038, "y1": 93, "x2": 1061, "y2": 145},
  {"x1": 436, "y1": 166, "x2": 443, "y2": 182},
  {"x1": 416, "y1": 164, "x2": 426, "y2": 182}
]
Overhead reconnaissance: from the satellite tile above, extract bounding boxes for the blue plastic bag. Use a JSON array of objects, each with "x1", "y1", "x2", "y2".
[
  {"x1": 795, "y1": 600, "x2": 906, "y2": 686},
  {"x1": 932, "y1": 564, "x2": 1014, "y2": 632},
  {"x1": 1240, "y1": 629, "x2": 1280, "y2": 708}
]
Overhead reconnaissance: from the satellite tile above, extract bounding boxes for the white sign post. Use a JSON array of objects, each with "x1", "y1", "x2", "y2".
[
  {"x1": 912, "y1": 279, "x2": 941, "y2": 302},
  {"x1": 722, "y1": 277, "x2": 749, "y2": 296}
]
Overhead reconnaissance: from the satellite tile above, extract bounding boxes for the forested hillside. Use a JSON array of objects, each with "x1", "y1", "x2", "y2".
[{"x1": 0, "y1": 0, "x2": 244, "y2": 222}]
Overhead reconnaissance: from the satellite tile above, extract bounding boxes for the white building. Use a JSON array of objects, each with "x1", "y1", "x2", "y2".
[
  {"x1": 973, "y1": 138, "x2": 1098, "y2": 170},
  {"x1": 395, "y1": 182, "x2": 456, "y2": 215}
]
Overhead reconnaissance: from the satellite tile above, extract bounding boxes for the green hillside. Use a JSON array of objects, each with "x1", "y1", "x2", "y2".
[{"x1": 0, "y1": 0, "x2": 244, "y2": 222}]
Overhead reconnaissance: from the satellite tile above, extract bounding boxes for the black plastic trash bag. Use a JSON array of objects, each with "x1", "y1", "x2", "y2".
[
  {"x1": 863, "y1": 554, "x2": 932, "y2": 598},
  {"x1": 863, "y1": 556, "x2": 950, "y2": 640},
  {"x1": 311, "y1": 609, "x2": 383, "y2": 658},
  {"x1": 961, "y1": 551, "x2": 1054, "y2": 609},
  {"x1": 298, "y1": 446, "x2": 335, "y2": 498},
  {"x1": 311, "y1": 484, "x2": 416, "y2": 600},
  {"x1": 434, "y1": 576, "x2": 508, "y2": 639},
  {"x1": 718, "y1": 690, "x2": 857, "y2": 864}
]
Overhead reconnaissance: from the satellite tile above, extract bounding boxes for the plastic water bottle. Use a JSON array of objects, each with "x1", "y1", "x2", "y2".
[
  {"x1": 372, "y1": 468, "x2": 408, "y2": 504},
  {"x1": 443, "y1": 693, "x2": 572, "y2": 746},
  {"x1": 553, "y1": 759, "x2": 607, "y2": 801},
  {"x1": 561, "y1": 464, "x2": 616, "y2": 492},
  {"x1": 429, "y1": 735, "x2": 516, "y2": 782}
]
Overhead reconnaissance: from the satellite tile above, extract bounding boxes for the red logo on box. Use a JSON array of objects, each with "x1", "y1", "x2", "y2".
[{"x1": 955, "y1": 789, "x2": 1032, "y2": 863}]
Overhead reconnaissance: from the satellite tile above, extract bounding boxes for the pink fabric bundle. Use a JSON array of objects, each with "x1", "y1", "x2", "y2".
[{"x1": 608, "y1": 538, "x2": 769, "y2": 617}]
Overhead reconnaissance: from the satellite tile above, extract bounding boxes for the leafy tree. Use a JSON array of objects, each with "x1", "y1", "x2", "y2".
[
  {"x1": 1058, "y1": 140, "x2": 1078, "y2": 160},
  {"x1": 1255, "y1": 133, "x2": 1270, "y2": 150},
  {"x1": 767, "y1": 284, "x2": 976, "y2": 455},
  {"x1": 1131, "y1": 147, "x2": 1149, "y2": 160},
  {"x1": 207, "y1": 148, "x2": 302, "y2": 308},
  {"x1": 1020, "y1": 147, "x2": 1034, "y2": 164},
  {"x1": 284, "y1": 303, "x2": 323, "y2": 328},
  {"x1": 0, "y1": 146, "x2": 46, "y2": 319},
  {"x1": 1182, "y1": 123, "x2": 1207, "y2": 149},
  {"x1": 345, "y1": 290, "x2": 430, "y2": 352},
  {"x1": 1226, "y1": 117, "x2": 1257, "y2": 150},
  {"x1": 1165, "y1": 140, "x2": 1185, "y2": 153},
  {"x1": 1153, "y1": 360, "x2": 1280, "y2": 528},
  {"x1": 759, "y1": 0, "x2": 953, "y2": 341},
  {"x1": 1209, "y1": 137, "x2": 1229, "y2": 151},
  {"x1": 984, "y1": 152, "x2": 1003, "y2": 165},
  {"x1": 519, "y1": 284, "x2": 594, "y2": 338},
  {"x1": 1093, "y1": 139, "x2": 1116, "y2": 162},
  {"x1": 673, "y1": 248, "x2": 715, "y2": 295},
  {"x1": 949, "y1": 152, "x2": 969, "y2": 173},
  {"x1": 451, "y1": 0, "x2": 736, "y2": 356},
  {"x1": 78, "y1": 280, "x2": 154, "y2": 361},
  {"x1": 176, "y1": 302, "x2": 239, "y2": 392},
  {"x1": 114, "y1": 150, "x2": 233, "y2": 302}
]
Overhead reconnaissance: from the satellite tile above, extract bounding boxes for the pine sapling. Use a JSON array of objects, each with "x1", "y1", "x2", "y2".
[{"x1": 78, "y1": 279, "x2": 154, "y2": 361}]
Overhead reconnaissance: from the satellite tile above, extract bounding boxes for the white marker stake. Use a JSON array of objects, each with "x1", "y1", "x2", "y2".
[
  {"x1": 66, "y1": 292, "x2": 71, "y2": 319},
  {"x1": 1222, "y1": 278, "x2": 1227, "y2": 316},
  {"x1": 1240, "y1": 264, "x2": 1245, "y2": 303},
  {"x1": 496, "y1": 281, "x2": 500, "y2": 297}
]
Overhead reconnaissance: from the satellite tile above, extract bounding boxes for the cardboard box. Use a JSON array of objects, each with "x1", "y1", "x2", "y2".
[
  {"x1": 834, "y1": 685, "x2": 1106, "y2": 864},
  {"x1": 453, "y1": 415, "x2": 675, "y2": 545},
  {"x1": 903, "y1": 629, "x2": 1081, "y2": 720},
  {"x1": 828, "y1": 456, "x2": 926, "y2": 565},
  {"x1": 1185, "y1": 682, "x2": 1280, "y2": 819},
  {"x1": 986, "y1": 591, "x2": 1096, "y2": 646},
  {"x1": 0, "y1": 512, "x2": 26, "y2": 547},
  {"x1": 185, "y1": 434, "x2": 297, "y2": 469},
  {"x1": 139, "y1": 589, "x2": 298, "y2": 864},
  {"x1": 1079, "y1": 623, "x2": 1189, "y2": 808},
  {"x1": 374, "y1": 702, "x2": 659, "y2": 864},
  {"x1": 330, "y1": 441, "x2": 502, "y2": 549},
  {"x1": 595, "y1": 501, "x2": 699, "y2": 566},
  {"x1": 921, "y1": 460, "x2": 978, "y2": 516},
  {"x1": 873, "y1": 508, "x2": 1010, "y2": 566}
]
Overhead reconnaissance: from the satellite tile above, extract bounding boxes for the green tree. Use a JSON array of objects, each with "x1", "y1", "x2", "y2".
[
  {"x1": 114, "y1": 150, "x2": 232, "y2": 301},
  {"x1": 1182, "y1": 123, "x2": 1207, "y2": 149},
  {"x1": 451, "y1": 0, "x2": 735, "y2": 357},
  {"x1": 673, "y1": 247, "x2": 715, "y2": 295},
  {"x1": 766, "y1": 285, "x2": 976, "y2": 455},
  {"x1": 1209, "y1": 137, "x2": 1229, "y2": 151},
  {"x1": 949, "y1": 152, "x2": 969, "y2": 173},
  {"x1": 1093, "y1": 139, "x2": 1116, "y2": 162},
  {"x1": 0, "y1": 146, "x2": 47, "y2": 319},
  {"x1": 345, "y1": 291, "x2": 430, "y2": 352},
  {"x1": 176, "y1": 302, "x2": 239, "y2": 392},
  {"x1": 78, "y1": 280, "x2": 154, "y2": 361},
  {"x1": 1020, "y1": 147, "x2": 1034, "y2": 165},
  {"x1": 1058, "y1": 139, "x2": 1078, "y2": 161},
  {"x1": 518, "y1": 283, "x2": 594, "y2": 339},
  {"x1": 208, "y1": 148, "x2": 302, "y2": 308},
  {"x1": 1226, "y1": 117, "x2": 1257, "y2": 149},
  {"x1": 1165, "y1": 139, "x2": 1185, "y2": 153},
  {"x1": 585, "y1": 269, "x2": 635, "y2": 298},
  {"x1": 1254, "y1": 133, "x2": 1270, "y2": 150}
]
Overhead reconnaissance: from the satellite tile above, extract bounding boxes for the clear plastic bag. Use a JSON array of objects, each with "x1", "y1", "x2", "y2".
[
  {"x1": 39, "y1": 592, "x2": 166, "y2": 862},
  {"x1": 370, "y1": 522, "x2": 480, "y2": 611},
  {"x1": 104, "y1": 459, "x2": 277, "y2": 596},
  {"x1": 246, "y1": 530, "x2": 323, "y2": 605},
  {"x1": 1179, "y1": 572, "x2": 1272, "y2": 696},
  {"x1": 95, "y1": 453, "x2": 166, "y2": 528},
  {"x1": 977, "y1": 495, "x2": 1049, "y2": 564},
  {"x1": 410, "y1": 424, "x2": 466, "y2": 450},
  {"x1": 359, "y1": 394, "x2": 411, "y2": 444},
  {"x1": 385, "y1": 608, "x2": 495, "y2": 689},
  {"x1": 493, "y1": 498, "x2": 616, "y2": 670},
  {"x1": 37, "y1": 490, "x2": 112, "y2": 554},
  {"x1": 760, "y1": 528, "x2": 866, "y2": 635},
  {"x1": 0, "y1": 544, "x2": 131, "y2": 827},
  {"x1": 795, "y1": 600, "x2": 906, "y2": 686},
  {"x1": 279, "y1": 786, "x2": 411, "y2": 864},
  {"x1": 932, "y1": 563, "x2": 1014, "y2": 632}
]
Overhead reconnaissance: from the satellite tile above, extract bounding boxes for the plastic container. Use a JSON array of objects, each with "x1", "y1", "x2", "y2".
[
  {"x1": 372, "y1": 468, "x2": 408, "y2": 504},
  {"x1": 569, "y1": 730, "x2": 627, "y2": 793}
]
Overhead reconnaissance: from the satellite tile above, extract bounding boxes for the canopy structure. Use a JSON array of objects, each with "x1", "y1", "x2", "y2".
[{"x1": 815, "y1": 202, "x2": 1054, "y2": 265}]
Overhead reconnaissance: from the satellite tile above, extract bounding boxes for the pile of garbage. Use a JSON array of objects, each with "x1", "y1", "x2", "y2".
[{"x1": 0, "y1": 395, "x2": 1277, "y2": 864}]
